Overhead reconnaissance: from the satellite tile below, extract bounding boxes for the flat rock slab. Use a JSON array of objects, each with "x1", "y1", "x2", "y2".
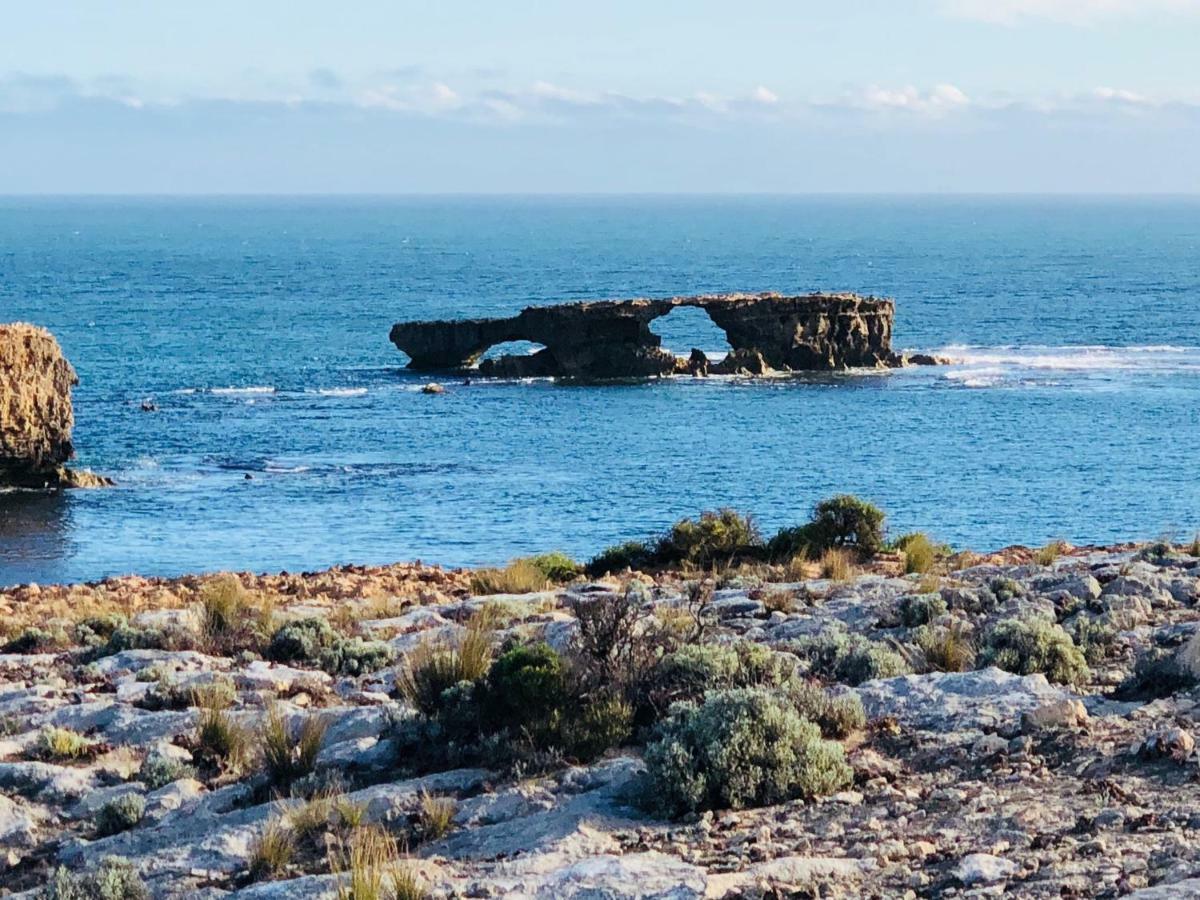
[{"x1": 856, "y1": 667, "x2": 1070, "y2": 732}]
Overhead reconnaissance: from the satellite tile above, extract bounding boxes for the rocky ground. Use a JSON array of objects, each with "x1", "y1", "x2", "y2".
[{"x1": 4, "y1": 543, "x2": 1200, "y2": 899}]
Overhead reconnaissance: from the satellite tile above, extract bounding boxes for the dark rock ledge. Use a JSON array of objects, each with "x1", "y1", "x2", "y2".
[{"x1": 390, "y1": 292, "x2": 943, "y2": 379}]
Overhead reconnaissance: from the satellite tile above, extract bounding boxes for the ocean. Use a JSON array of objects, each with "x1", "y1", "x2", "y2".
[{"x1": 2, "y1": 195, "x2": 1199, "y2": 585}]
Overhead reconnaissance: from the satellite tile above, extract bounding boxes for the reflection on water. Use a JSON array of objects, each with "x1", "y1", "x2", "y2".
[{"x1": 0, "y1": 491, "x2": 74, "y2": 586}]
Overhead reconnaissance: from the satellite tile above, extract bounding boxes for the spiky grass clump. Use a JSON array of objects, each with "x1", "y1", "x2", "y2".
[
  {"x1": 916, "y1": 621, "x2": 976, "y2": 673},
  {"x1": 398, "y1": 618, "x2": 493, "y2": 716},
  {"x1": 1033, "y1": 539, "x2": 1069, "y2": 567},
  {"x1": 36, "y1": 726, "x2": 99, "y2": 761},
  {"x1": 198, "y1": 573, "x2": 273, "y2": 655},
  {"x1": 194, "y1": 683, "x2": 251, "y2": 774},
  {"x1": 261, "y1": 705, "x2": 328, "y2": 789},
  {"x1": 329, "y1": 825, "x2": 426, "y2": 900},
  {"x1": 416, "y1": 790, "x2": 457, "y2": 842},
  {"x1": 248, "y1": 816, "x2": 296, "y2": 882}
]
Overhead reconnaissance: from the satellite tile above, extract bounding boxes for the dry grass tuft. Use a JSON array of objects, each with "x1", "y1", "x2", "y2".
[
  {"x1": 1033, "y1": 539, "x2": 1069, "y2": 567},
  {"x1": 329, "y1": 825, "x2": 426, "y2": 900},
  {"x1": 469, "y1": 559, "x2": 550, "y2": 595},
  {"x1": 416, "y1": 790, "x2": 457, "y2": 842},
  {"x1": 248, "y1": 815, "x2": 295, "y2": 881},
  {"x1": 818, "y1": 547, "x2": 855, "y2": 582},
  {"x1": 36, "y1": 726, "x2": 99, "y2": 761}
]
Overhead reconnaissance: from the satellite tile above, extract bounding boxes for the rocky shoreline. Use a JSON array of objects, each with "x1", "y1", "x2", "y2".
[{"x1": 3, "y1": 521, "x2": 1200, "y2": 898}]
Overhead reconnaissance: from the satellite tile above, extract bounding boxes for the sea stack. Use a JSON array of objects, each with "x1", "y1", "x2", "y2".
[{"x1": 0, "y1": 323, "x2": 109, "y2": 488}]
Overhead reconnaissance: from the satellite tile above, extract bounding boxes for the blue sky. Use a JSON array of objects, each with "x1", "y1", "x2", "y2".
[{"x1": 3, "y1": 0, "x2": 1198, "y2": 192}]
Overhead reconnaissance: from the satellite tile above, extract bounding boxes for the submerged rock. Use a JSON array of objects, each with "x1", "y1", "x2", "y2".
[{"x1": 0, "y1": 323, "x2": 110, "y2": 488}]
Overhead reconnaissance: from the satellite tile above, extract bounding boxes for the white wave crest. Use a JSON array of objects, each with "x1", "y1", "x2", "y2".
[
  {"x1": 210, "y1": 386, "x2": 277, "y2": 395},
  {"x1": 935, "y1": 343, "x2": 1200, "y2": 388},
  {"x1": 309, "y1": 387, "x2": 368, "y2": 397}
]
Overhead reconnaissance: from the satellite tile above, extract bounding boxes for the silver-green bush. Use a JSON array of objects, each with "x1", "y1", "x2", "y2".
[{"x1": 642, "y1": 687, "x2": 852, "y2": 817}]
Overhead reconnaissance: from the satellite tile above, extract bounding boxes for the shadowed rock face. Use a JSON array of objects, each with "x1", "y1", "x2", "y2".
[
  {"x1": 389, "y1": 292, "x2": 906, "y2": 378},
  {"x1": 0, "y1": 323, "x2": 108, "y2": 488}
]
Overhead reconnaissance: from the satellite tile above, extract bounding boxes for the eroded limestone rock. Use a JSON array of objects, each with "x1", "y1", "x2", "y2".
[
  {"x1": 0, "y1": 323, "x2": 109, "y2": 488},
  {"x1": 390, "y1": 292, "x2": 907, "y2": 379}
]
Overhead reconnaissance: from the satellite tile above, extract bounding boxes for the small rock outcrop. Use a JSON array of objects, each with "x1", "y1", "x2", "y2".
[
  {"x1": 390, "y1": 292, "x2": 926, "y2": 379},
  {"x1": 0, "y1": 323, "x2": 108, "y2": 488}
]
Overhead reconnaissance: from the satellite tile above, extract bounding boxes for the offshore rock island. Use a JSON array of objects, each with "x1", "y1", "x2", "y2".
[
  {"x1": 0, "y1": 324, "x2": 109, "y2": 490},
  {"x1": 390, "y1": 292, "x2": 941, "y2": 379}
]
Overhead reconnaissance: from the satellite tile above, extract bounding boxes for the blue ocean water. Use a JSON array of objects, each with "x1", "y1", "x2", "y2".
[{"x1": 2, "y1": 195, "x2": 1199, "y2": 586}]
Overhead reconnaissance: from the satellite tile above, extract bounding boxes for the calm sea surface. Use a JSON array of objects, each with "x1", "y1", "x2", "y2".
[{"x1": 2, "y1": 196, "x2": 1199, "y2": 586}]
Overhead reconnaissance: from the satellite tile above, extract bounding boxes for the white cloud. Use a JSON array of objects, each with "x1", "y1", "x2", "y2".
[
  {"x1": 855, "y1": 83, "x2": 971, "y2": 115},
  {"x1": 751, "y1": 85, "x2": 779, "y2": 105},
  {"x1": 1092, "y1": 86, "x2": 1151, "y2": 104},
  {"x1": 943, "y1": 0, "x2": 1200, "y2": 24}
]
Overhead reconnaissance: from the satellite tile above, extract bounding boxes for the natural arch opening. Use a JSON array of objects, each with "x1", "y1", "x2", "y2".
[
  {"x1": 474, "y1": 341, "x2": 549, "y2": 366},
  {"x1": 649, "y1": 306, "x2": 733, "y2": 361}
]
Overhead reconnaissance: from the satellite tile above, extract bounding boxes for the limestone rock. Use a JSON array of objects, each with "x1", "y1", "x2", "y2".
[
  {"x1": 856, "y1": 668, "x2": 1068, "y2": 732},
  {"x1": 954, "y1": 852, "x2": 1017, "y2": 885},
  {"x1": 390, "y1": 293, "x2": 906, "y2": 379},
  {"x1": 0, "y1": 323, "x2": 109, "y2": 488}
]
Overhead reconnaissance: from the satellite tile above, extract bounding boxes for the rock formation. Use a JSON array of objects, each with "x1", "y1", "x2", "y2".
[
  {"x1": 0, "y1": 323, "x2": 109, "y2": 488},
  {"x1": 390, "y1": 292, "x2": 935, "y2": 379}
]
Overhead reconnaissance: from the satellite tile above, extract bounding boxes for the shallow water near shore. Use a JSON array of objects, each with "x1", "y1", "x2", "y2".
[{"x1": 2, "y1": 194, "x2": 1200, "y2": 585}]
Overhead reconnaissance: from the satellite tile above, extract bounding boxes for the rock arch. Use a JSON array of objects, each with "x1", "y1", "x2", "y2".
[{"x1": 389, "y1": 292, "x2": 907, "y2": 379}]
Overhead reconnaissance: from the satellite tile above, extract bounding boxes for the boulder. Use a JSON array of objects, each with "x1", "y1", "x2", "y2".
[{"x1": 0, "y1": 323, "x2": 109, "y2": 488}]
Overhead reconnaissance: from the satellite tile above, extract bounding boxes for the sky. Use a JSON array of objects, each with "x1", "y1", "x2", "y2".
[{"x1": 2, "y1": 0, "x2": 1198, "y2": 193}]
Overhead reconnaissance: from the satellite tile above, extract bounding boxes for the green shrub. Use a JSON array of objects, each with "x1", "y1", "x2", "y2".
[
  {"x1": 528, "y1": 551, "x2": 582, "y2": 583},
  {"x1": 895, "y1": 532, "x2": 939, "y2": 574},
  {"x1": 656, "y1": 509, "x2": 761, "y2": 568},
  {"x1": 1033, "y1": 539, "x2": 1069, "y2": 566},
  {"x1": 558, "y1": 694, "x2": 633, "y2": 761},
  {"x1": 36, "y1": 726, "x2": 98, "y2": 761},
  {"x1": 788, "y1": 682, "x2": 866, "y2": 738},
  {"x1": 989, "y1": 577, "x2": 1025, "y2": 602},
  {"x1": 94, "y1": 794, "x2": 145, "y2": 837},
  {"x1": 76, "y1": 617, "x2": 194, "y2": 662},
  {"x1": 43, "y1": 857, "x2": 150, "y2": 900},
  {"x1": 3, "y1": 626, "x2": 68, "y2": 654},
  {"x1": 647, "y1": 642, "x2": 796, "y2": 714},
  {"x1": 790, "y1": 626, "x2": 911, "y2": 686},
  {"x1": 898, "y1": 593, "x2": 947, "y2": 628},
  {"x1": 586, "y1": 540, "x2": 656, "y2": 576},
  {"x1": 642, "y1": 688, "x2": 852, "y2": 817},
  {"x1": 980, "y1": 616, "x2": 1088, "y2": 685},
  {"x1": 1070, "y1": 618, "x2": 1116, "y2": 665},
  {"x1": 484, "y1": 643, "x2": 567, "y2": 737},
  {"x1": 138, "y1": 751, "x2": 196, "y2": 789},
  {"x1": 267, "y1": 617, "x2": 393, "y2": 676},
  {"x1": 806, "y1": 495, "x2": 885, "y2": 556}
]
